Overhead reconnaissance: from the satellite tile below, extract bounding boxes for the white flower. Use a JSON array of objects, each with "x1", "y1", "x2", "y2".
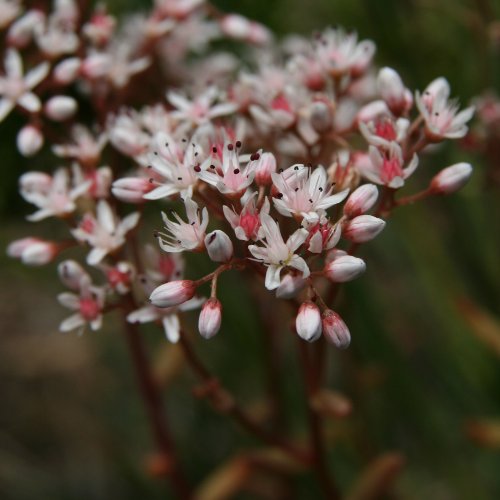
[
  {"x1": 0, "y1": 49, "x2": 49, "y2": 122},
  {"x1": 20, "y1": 168, "x2": 91, "y2": 221},
  {"x1": 58, "y1": 264, "x2": 106, "y2": 334},
  {"x1": 144, "y1": 132, "x2": 204, "y2": 200},
  {"x1": 198, "y1": 142, "x2": 258, "y2": 197},
  {"x1": 272, "y1": 165, "x2": 349, "y2": 223},
  {"x1": 157, "y1": 197, "x2": 209, "y2": 253},
  {"x1": 249, "y1": 214, "x2": 310, "y2": 290},
  {"x1": 53, "y1": 125, "x2": 107, "y2": 167},
  {"x1": 314, "y1": 27, "x2": 375, "y2": 77},
  {"x1": 416, "y1": 81, "x2": 474, "y2": 140},
  {"x1": 72, "y1": 200, "x2": 140, "y2": 265},
  {"x1": 168, "y1": 86, "x2": 237, "y2": 128}
]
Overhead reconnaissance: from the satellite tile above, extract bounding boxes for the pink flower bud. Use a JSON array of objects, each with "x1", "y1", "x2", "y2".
[
  {"x1": 17, "y1": 125, "x2": 43, "y2": 157},
  {"x1": 149, "y1": 280, "x2": 197, "y2": 308},
  {"x1": 430, "y1": 163, "x2": 473, "y2": 194},
  {"x1": 53, "y1": 57, "x2": 81, "y2": 84},
  {"x1": 296, "y1": 301, "x2": 322, "y2": 342},
  {"x1": 253, "y1": 152, "x2": 276, "y2": 186},
  {"x1": 343, "y1": 215, "x2": 385, "y2": 243},
  {"x1": 248, "y1": 22, "x2": 272, "y2": 45},
  {"x1": 7, "y1": 237, "x2": 57, "y2": 265},
  {"x1": 112, "y1": 177, "x2": 153, "y2": 203},
  {"x1": 276, "y1": 273, "x2": 307, "y2": 299},
  {"x1": 58, "y1": 260, "x2": 87, "y2": 290},
  {"x1": 220, "y1": 14, "x2": 252, "y2": 40},
  {"x1": 377, "y1": 67, "x2": 408, "y2": 115},
  {"x1": 343, "y1": 184, "x2": 379, "y2": 218},
  {"x1": 310, "y1": 100, "x2": 333, "y2": 133},
  {"x1": 198, "y1": 298, "x2": 222, "y2": 339},
  {"x1": 322, "y1": 310, "x2": 351, "y2": 349},
  {"x1": 205, "y1": 230, "x2": 233, "y2": 263},
  {"x1": 324, "y1": 255, "x2": 366, "y2": 282},
  {"x1": 44, "y1": 96, "x2": 78, "y2": 121}
]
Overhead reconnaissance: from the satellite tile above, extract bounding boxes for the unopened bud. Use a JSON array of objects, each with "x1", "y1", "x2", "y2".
[
  {"x1": 343, "y1": 215, "x2": 385, "y2": 243},
  {"x1": 198, "y1": 298, "x2": 222, "y2": 339},
  {"x1": 58, "y1": 260, "x2": 87, "y2": 290},
  {"x1": 324, "y1": 255, "x2": 366, "y2": 282},
  {"x1": 296, "y1": 301, "x2": 322, "y2": 342},
  {"x1": 149, "y1": 280, "x2": 196, "y2": 308},
  {"x1": 377, "y1": 67, "x2": 409, "y2": 115},
  {"x1": 44, "y1": 96, "x2": 78, "y2": 121},
  {"x1": 7, "y1": 237, "x2": 57, "y2": 265},
  {"x1": 253, "y1": 152, "x2": 277, "y2": 186},
  {"x1": 343, "y1": 184, "x2": 378, "y2": 218},
  {"x1": 17, "y1": 125, "x2": 43, "y2": 157},
  {"x1": 310, "y1": 100, "x2": 333, "y2": 133},
  {"x1": 322, "y1": 310, "x2": 351, "y2": 348},
  {"x1": 205, "y1": 230, "x2": 233, "y2": 263},
  {"x1": 53, "y1": 57, "x2": 81, "y2": 84},
  {"x1": 276, "y1": 273, "x2": 307, "y2": 299},
  {"x1": 430, "y1": 162, "x2": 472, "y2": 194},
  {"x1": 112, "y1": 177, "x2": 153, "y2": 203}
]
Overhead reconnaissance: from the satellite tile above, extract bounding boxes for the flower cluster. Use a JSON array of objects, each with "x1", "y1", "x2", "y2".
[{"x1": 5, "y1": 0, "x2": 474, "y2": 347}]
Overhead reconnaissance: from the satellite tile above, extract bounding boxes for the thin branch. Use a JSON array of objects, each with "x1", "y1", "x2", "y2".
[
  {"x1": 178, "y1": 329, "x2": 311, "y2": 465},
  {"x1": 122, "y1": 312, "x2": 192, "y2": 499}
]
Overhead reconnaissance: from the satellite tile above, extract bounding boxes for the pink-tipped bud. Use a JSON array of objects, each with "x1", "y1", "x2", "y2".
[
  {"x1": 324, "y1": 255, "x2": 366, "y2": 283},
  {"x1": 253, "y1": 152, "x2": 277, "y2": 186},
  {"x1": 58, "y1": 260, "x2": 87, "y2": 290},
  {"x1": 430, "y1": 163, "x2": 473, "y2": 194},
  {"x1": 322, "y1": 310, "x2": 351, "y2": 349},
  {"x1": 205, "y1": 230, "x2": 233, "y2": 263},
  {"x1": 53, "y1": 57, "x2": 81, "y2": 84},
  {"x1": 343, "y1": 215, "x2": 385, "y2": 243},
  {"x1": 198, "y1": 298, "x2": 222, "y2": 339},
  {"x1": 276, "y1": 273, "x2": 307, "y2": 299},
  {"x1": 17, "y1": 125, "x2": 43, "y2": 157},
  {"x1": 44, "y1": 96, "x2": 78, "y2": 121},
  {"x1": 343, "y1": 184, "x2": 379, "y2": 218},
  {"x1": 377, "y1": 67, "x2": 409, "y2": 115},
  {"x1": 112, "y1": 177, "x2": 153, "y2": 203},
  {"x1": 149, "y1": 280, "x2": 197, "y2": 308},
  {"x1": 296, "y1": 301, "x2": 322, "y2": 342},
  {"x1": 310, "y1": 100, "x2": 333, "y2": 133},
  {"x1": 7, "y1": 237, "x2": 57, "y2": 265}
]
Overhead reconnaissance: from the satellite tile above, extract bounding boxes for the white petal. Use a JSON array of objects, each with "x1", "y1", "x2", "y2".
[
  {"x1": 60, "y1": 313, "x2": 85, "y2": 332},
  {"x1": 18, "y1": 92, "x2": 41, "y2": 112},
  {"x1": 97, "y1": 200, "x2": 115, "y2": 233},
  {"x1": 265, "y1": 264, "x2": 283, "y2": 290},
  {"x1": 289, "y1": 255, "x2": 310, "y2": 278},
  {"x1": 57, "y1": 292, "x2": 79, "y2": 309},
  {"x1": 162, "y1": 314, "x2": 180, "y2": 343}
]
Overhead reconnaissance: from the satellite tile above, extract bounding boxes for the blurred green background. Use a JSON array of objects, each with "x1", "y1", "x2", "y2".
[{"x1": 1, "y1": 0, "x2": 500, "y2": 498}]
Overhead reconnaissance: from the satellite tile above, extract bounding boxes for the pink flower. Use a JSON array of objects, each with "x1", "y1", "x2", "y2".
[
  {"x1": 57, "y1": 261, "x2": 106, "y2": 334},
  {"x1": 223, "y1": 193, "x2": 270, "y2": 241},
  {"x1": 358, "y1": 144, "x2": 418, "y2": 189}
]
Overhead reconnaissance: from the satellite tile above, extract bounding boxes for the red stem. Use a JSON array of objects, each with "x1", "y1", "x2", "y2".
[{"x1": 122, "y1": 316, "x2": 192, "y2": 499}]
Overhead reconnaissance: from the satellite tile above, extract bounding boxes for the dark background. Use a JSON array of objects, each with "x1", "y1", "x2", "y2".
[{"x1": 1, "y1": 0, "x2": 500, "y2": 498}]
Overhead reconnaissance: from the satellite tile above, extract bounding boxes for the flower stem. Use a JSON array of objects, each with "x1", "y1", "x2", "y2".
[{"x1": 122, "y1": 315, "x2": 192, "y2": 499}]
